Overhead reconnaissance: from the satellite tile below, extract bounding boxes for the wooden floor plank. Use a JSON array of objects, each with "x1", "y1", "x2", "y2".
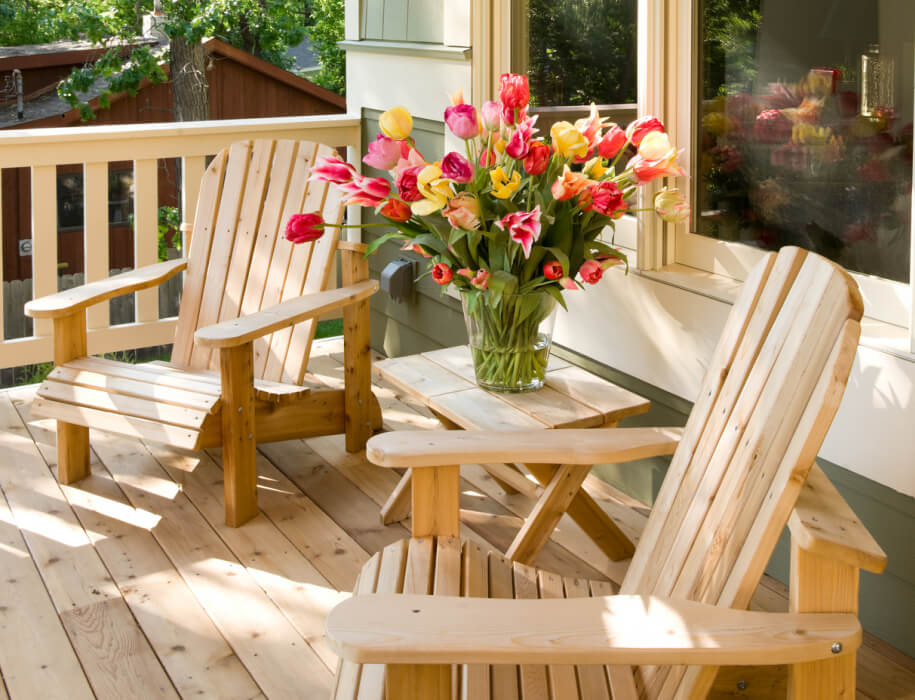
[
  {"x1": 60, "y1": 597, "x2": 180, "y2": 700},
  {"x1": 86, "y1": 431, "x2": 335, "y2": 699},
  {"x1": 149, "y1": 442, "x2": 354, "y2": 669},
  {"x1": 0, "y1": 484, "x2": 95, "y2": 700},
  {"x1": 11, "y1": 391, "x2": 267, "y2": 700}
]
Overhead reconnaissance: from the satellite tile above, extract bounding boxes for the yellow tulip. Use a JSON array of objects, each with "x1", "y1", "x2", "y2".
[
  {"x1": 583, "y1": 156, "x2": 608, "y2": 178},
  {"x1": 411, "y1": 163, "x2": 453, "y2": 215},
  {"x1": 380, "y1": 106, "x2": 413, "y2": 140},
  {"x1": 550, "y1": 121, "x2": 589, "y2": 159},
  {"x1": 490, "y1": 167, "x2": 521, "y2": 199}
]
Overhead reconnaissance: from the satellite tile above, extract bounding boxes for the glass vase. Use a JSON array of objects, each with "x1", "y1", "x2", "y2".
[{"x1": 460, "y1": 290, "x2": 558, "y2": 392}]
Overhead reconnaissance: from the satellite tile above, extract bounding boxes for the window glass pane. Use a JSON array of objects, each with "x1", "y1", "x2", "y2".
[
  {"x1": 697, "y1": 0, "x2": 913, "y2": 283},
  {"x1": 516, "y1": 0, "x2": 637, "y2": 108},
  {"x1": 108, "y1": 169, "x2": 134, "y2": 225},
  {"x1": 57, "y1": 172, "x2": 83, "y2": 231}
]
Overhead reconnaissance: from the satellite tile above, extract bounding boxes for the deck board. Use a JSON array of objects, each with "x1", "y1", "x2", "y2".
[{"x1": 0, "y1": 338, "x2": 910, "y2": 700}]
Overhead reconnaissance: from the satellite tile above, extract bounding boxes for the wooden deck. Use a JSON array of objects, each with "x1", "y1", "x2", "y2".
[{"x1": 0, "y1": 337, "x2": 912, "y2": 700}]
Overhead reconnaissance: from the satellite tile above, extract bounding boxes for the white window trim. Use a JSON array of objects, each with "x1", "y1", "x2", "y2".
[{"x1": 654, "y1": 0, "x2": 915, "y2": 352}]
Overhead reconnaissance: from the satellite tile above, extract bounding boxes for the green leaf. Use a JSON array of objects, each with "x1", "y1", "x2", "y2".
[
  {"x1": 542, "y1": 284, "x2": 569, "y2": 312},
  {"x1": 542, "y1": 246, "x2": 570, "y2": 276},
  {"x1": 364, "y1": 231, "x2": 408, "y2": 256}
]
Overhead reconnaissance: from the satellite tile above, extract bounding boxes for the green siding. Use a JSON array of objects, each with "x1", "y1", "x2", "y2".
[
  {"x1": 361, "y1": 110, "x2": 466, "y2": 357},
  {"x1": 361, "y1": 0, "x2": 444, "y2": 43}
]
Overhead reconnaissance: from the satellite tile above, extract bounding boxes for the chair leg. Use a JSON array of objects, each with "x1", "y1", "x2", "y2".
[
  {"x1": 788, "y1": 540, "x2": 858, "y2": 699},
  {"x1": 385, "y1": 664, "x2": 451, "y2": 700},
  {"x1": 340, "y1": 244, "x2": 374, "y2": 453},
  {"x1": 220, "y1": 342, "x2": 258, "y2": 527},
  {"x1": 53, "y1": 311, "x2": 90, "y2": 483}
]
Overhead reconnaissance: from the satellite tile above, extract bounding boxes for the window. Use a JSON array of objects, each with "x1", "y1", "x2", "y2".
[
  {"x1": 670, "y1": 0, "x2": 915, "y2": 337},
  {"x1": 511, "y1": 0, "x2": 641, "y2": 248}
]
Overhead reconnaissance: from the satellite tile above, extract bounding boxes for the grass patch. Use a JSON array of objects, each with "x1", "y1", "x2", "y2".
[{"x1": 316, "y1": 318, "x2": 343, "y2": 339}]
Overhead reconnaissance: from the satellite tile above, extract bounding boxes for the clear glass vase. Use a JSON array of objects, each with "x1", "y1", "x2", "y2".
[{"x1": 461, "y1": 290, "x2": 558, "y2": 392}]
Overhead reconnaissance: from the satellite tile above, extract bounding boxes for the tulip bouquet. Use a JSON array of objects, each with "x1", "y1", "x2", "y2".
[{"x1": 299, "y1": 73, "x2": 687, "y2": 391}]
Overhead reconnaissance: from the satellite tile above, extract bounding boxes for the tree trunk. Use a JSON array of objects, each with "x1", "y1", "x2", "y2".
[{"x1": 170, "y1": 36, "x2": 209, "y2": 121}]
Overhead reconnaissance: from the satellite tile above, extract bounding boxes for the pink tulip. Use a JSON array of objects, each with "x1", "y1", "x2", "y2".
[
  {"x1": 363, "y1": 134, "x2": 407, "y2": 170},
  {"x1": 598, "y1": 125, "x2": 627, "y2": 159},
  {"x1": 625, "y1": 116, "x2": 665, "y2": 146},
  {"x1": 495, "y1": 206, "x2": 542, "y2": 259},
  {"x1": 505, "y1": 117, "x2": 538, "y2": 160},
  {"x1": 285, "y1": 213, "x2": 325, "y2": 243},
  {"x1": 445, "y1": 103, "x2": 481, "y2": 140},
  {"x1": 479, "y1": 148, "x2": 497, "y2": 167},
  {"x1": 583, "y1": 181, "x2": 627, "y2": 217},
  {"x1": 560, "y1": 277, "x2": 578, "y2": 290},
  {"x1": 310, "y1": 156, "x2": 356, "y2": 184},
  {"x1": 441, "y1": 152, "x2": 474, "y2": 183},
  {"x1": 579, "y1": 259, "x2": 603, "y2": 284},
  {"x1": 470, "y1": 268, "x2": 490, "y2": 290},
  {"x1": 481, "y1": 101, "x2": 502, "y2": 131},
  {"x1": 341, "y1": 175, "x2": 391, "y2": 207},
  {"x1": 395, "y1": 165, "x2": 425, "y2": 202},
  {"x1": 627, "y1": 150, "x2": 686, "y2": 183}
]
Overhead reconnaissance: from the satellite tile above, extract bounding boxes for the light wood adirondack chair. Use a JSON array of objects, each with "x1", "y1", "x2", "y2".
[
  {"x1": 326, "y1": 247, "x2": 887, "y2": 699},
  {"x1": 25, "y1": 139, "x2": 382, "y2": 527}
]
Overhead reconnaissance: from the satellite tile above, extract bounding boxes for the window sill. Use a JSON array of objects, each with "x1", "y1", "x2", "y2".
[
  {"x1": 629, "y1": 259, "x2": 915, "y2": 363},
  {"x1": 339, "y1": 40, "x2": 471, "y2": 61}
]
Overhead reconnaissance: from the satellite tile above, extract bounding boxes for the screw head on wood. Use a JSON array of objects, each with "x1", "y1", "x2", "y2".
[
  {"x1": 736, "y1": 680, "x2": 747, "y2": 691},
  {"x1": 831, "y1": 642, "x2": 843, "y2": 654}
]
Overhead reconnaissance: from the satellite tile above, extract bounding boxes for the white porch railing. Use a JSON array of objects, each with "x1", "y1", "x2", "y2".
[{"x1": 0, "y1": 114, "x2": 361, "y2": 370}]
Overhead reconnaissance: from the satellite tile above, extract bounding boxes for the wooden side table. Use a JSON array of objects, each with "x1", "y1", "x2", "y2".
[{"x1": 374, "y1": 345, "x2": 650, "y2": 564}]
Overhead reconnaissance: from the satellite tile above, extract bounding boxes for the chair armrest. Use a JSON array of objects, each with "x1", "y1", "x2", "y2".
[
  {"x1": 326, "y1": 593, "x2": 860, "y2": 667},
  {"x1": 789, "y1": 464, "x2": 887, "y2": 574},
  {"x1": 194, "y1": 279, "x2": 379, "y2": 349},
  {"x1": 25, "y1": 258, "x2": 187, "y2": 319},
  {"x1": 366, "y1": 427, "x2": 683, "y2": 468}
]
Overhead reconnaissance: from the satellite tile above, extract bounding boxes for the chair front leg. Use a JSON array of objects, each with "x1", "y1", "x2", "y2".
[
  {"x1": 385, "y1": 664, "x2": 451, "y2": 700},
  {"x1": 340, "y1": 246, "x2": 375, "y2": 452},
  {"x1": 53, "y1": 309, "x2": 90, "y2": 483},
  {"x1": 788, "y1": 539, "x2": 859, "y2": 699},
  {"x1": 219, "y1": 341, "x2": 257, "y2": 527}
]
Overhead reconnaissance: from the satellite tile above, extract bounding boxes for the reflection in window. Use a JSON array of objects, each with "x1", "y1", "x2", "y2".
[
  {"x1": 55, "y1": 168, "x2": 135, "y2": 232},
  {"x1": 515, "y1": 0, "x2": 637, "y2": 107},
  {"x1": 697, "y1": 0, "x2": 913, "y2": 283}
]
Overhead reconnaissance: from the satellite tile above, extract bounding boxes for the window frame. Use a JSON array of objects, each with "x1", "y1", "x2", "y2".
[{"x1": 664, "y1": 0, "x2": 915, "y2": 344}]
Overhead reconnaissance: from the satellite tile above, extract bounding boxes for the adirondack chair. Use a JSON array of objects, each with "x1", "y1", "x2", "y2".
[
  {"x1": 326, "y1": 247, "x2": 887, "y2": 699},
  {"x1": 25, "y1": 139, "x2": 382, "y2": 527}
]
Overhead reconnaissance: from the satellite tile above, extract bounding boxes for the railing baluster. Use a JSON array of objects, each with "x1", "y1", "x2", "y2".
[
  {"x1": 133, "y1": 158, "x2": 159, "y2": 323},
  {"x1": 31, "y1": 164, "x2": 58, "y2": 337},
  {"x1": 84, "y1": 162, "x2": 110, "y2": 330}
]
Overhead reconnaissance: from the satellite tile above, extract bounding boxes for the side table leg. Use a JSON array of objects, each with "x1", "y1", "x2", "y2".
[
  {"x1": 381, "y1": 469, "x2": 413, "y2": 524},
  {"x1": 523, "y1": 462, "x2": 635, "y2": 562}
]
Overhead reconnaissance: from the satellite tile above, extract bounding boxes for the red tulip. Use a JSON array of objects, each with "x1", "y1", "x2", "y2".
[
  {"x1": 543, "y1": 260, "x2": 563, "y2": 280},
  {"x1": 380, "y1": 198, "x2": 412, "y2": 222},
  {"x1": 431, "y1": 262, "x2": 454, "y2": 285},
  {"x1": 285, "y1": 213, "x2": 325, "y2": 244},
  {"x1": 523, "y1": 141, "x2": 551, "y2": 175}
]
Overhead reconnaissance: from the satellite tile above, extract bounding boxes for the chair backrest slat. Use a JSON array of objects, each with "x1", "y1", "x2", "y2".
[
  {"x1": 172, "y1": 139, "x2": 344, "y2": 385},
  {"x1": 617, "y1": 247, "x2": 862, "y2": 699}
]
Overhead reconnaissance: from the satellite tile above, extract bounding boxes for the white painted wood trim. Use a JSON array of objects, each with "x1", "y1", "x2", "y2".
[{"x1": 83, "y1": 162, "x2": 110, "y2": 330}]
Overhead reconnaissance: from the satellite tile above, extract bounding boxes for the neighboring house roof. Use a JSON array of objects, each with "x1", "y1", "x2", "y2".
[
  {"x1": 286, "y1": 36, "x2": 320, "y2": 72},
  {"x1": 0, "y1": 37, "x2": 158, "y2": 71},
  {"x1": 0, "y1": 37, "x2": 344, "y2": 129}
]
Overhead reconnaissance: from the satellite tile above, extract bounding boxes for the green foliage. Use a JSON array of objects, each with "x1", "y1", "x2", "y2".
[
  {"x1": 700, "y1": 0, "x2": 761, "y2": 98},
  {"x1": 307, "y1": 0, "x2": 345, "y2": 95},
  {"x1": 15, "y1": 361, "x2": 54, "y2": 386},
  {"x1": 526, "y1": 0, "x2": 637, "y2": 106},
  {"x1": 157, "y1": 205, "x2": 181, "y2": 261}
]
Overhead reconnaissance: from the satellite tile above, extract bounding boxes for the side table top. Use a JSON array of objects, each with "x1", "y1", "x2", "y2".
[{"x1": 374, "y1": 345, "x2": 649, "y2": 430}]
